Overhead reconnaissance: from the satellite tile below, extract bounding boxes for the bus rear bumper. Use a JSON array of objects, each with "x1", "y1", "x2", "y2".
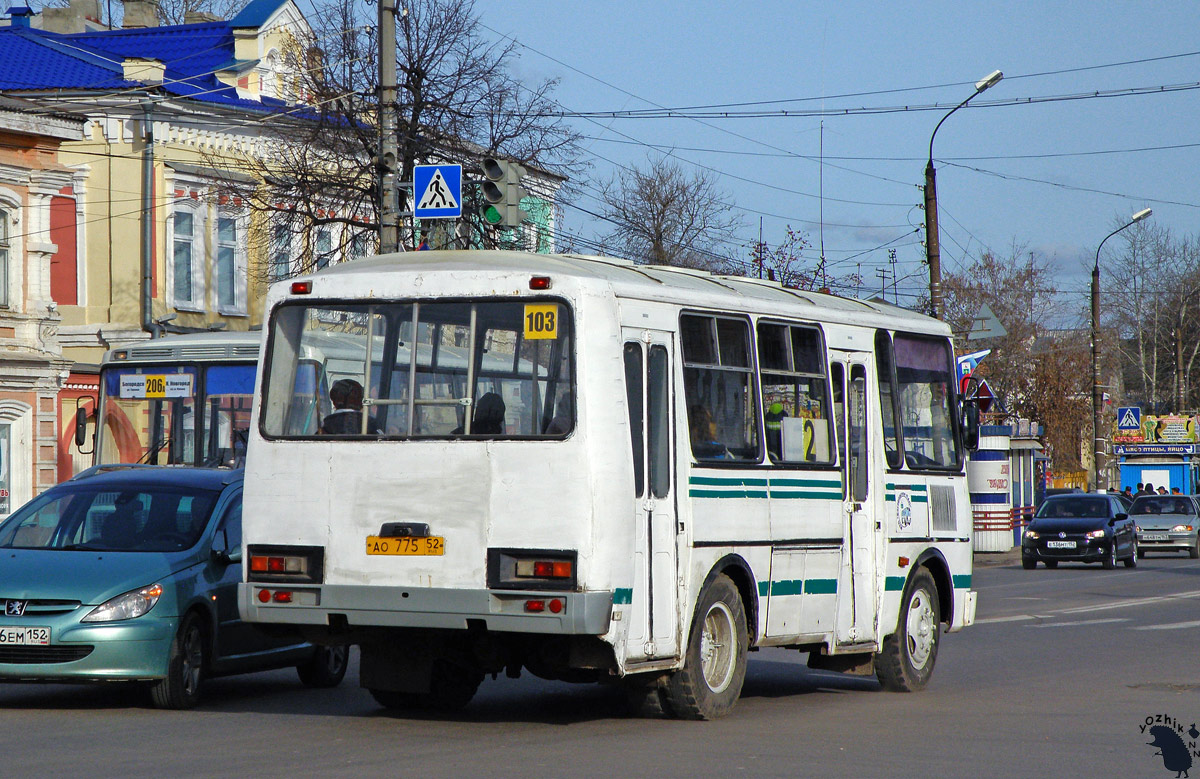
[{"x1": 239, "y1": 583, "x2": 613, "y2": 635}]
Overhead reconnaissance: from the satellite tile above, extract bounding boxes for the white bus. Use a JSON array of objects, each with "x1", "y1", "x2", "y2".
[
  {"x1": 240, "y1": 250, "x2": 980, "y2": 719},
  {"x1": 78, "y1": 332, "x2": 261, "y2": 468}
]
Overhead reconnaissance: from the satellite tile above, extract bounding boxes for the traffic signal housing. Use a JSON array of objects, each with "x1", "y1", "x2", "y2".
[{"x1": 481, "y1": 157, "x2": 530, "y2": 227}]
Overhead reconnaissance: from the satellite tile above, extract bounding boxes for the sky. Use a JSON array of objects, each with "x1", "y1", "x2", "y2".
[{"x1": 474, "y1": 0, "x2": 1200, "y2": 316}]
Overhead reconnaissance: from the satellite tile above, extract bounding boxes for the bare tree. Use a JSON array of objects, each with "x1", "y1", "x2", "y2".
[
  {"x1": 746, "y1": 226, "x2": 862, "y2": 291},
  {"x1": 598, "y1": 155, "x2": 742, "y2": 269},
  {"x1": 205, "y1": 0, "x2": 582, "y2": 277}
]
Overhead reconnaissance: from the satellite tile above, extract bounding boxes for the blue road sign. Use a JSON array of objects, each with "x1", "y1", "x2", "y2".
[
  {"x1": 413, "y1": 164, "x2": 462, "y2": 219},
  {"x1": 1116, "y1": 406, "x2": 1141, "y2": 430}
]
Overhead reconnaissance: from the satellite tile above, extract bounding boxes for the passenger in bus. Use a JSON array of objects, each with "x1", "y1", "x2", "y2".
[
  {"x1": 320, "y1": 379, "x2": 380, "y2": 435},
  {"x1": 471, "y1": 392, "x2": 506, "y2": 434},
  {"x1": 764, "y1": 401, "x2": 787, "y2": 460},
  {"x1": 689, "y1": 404, "x2": 729, "y2": 459},
  {"x1": 546, "y1": 395, "x2": 572, "y2": 435}
]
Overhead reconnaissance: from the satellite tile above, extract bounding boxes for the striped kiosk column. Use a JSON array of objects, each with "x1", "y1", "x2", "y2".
[{"x1": 968, "y1": 425, "x2": 1014, "y2": 552}]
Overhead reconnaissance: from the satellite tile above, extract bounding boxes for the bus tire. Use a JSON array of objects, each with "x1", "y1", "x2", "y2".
[
  {"x1": 622, "y1": 673, "x2": 673, "y2": 718},
  {"x1": 370, "y1": 660, "x2": 482, "y2": 713},
  {"x1": 665, "y1": 574, "x2": 748, "y2": 720},
  {"x1": 876, "y1": 569, "x2": 940, "y2": 693}
]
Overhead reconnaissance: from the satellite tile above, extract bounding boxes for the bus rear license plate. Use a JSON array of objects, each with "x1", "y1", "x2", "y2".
[{"x1": 366, "y1": 536, "x2": 445, "y2": 556}]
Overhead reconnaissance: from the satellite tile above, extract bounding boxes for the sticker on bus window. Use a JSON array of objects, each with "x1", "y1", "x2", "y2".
[
  {"x1": 119, "y1": 374, "x2": 194, "y2": 399},
  {"x1": 523, "y1": 304, "x2": 558, "y2": 340}
]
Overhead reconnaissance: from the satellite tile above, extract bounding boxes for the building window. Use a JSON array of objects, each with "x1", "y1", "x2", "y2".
[
  {"x1": 216, "y1": 215, "x2": 237, "y2": 309},
  {"x1": 350, "y1": 230, "x2": 373, "y2": 260},
  {"x1": 172, "y1": 210, "x2": 196, "y2": 306},
  {"x1": 270, "y1": 223, "x2": 291, "y2": 281},
  {"x1": 0, "y1": 207, "x2": 8, "y2": 307},
  {"x1": 314, "y1": 227, "x2": 331, "y2": 270}
]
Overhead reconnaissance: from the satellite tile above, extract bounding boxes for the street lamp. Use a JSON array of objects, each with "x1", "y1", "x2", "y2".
[
  {"x1": 1092, "y1": 207, "x2": 1152, "y2": 491},
  {"x1": 924, "y1": 69, "x2": 1003, "y2": 320}
]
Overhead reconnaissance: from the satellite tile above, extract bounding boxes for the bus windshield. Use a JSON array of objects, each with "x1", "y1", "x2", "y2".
[
  {"x1": 97, "y1": 363, "x2": 256, "y2": 466},
  {"x1": 261, "y1": 300, "x2": 574, "y2": 439}
]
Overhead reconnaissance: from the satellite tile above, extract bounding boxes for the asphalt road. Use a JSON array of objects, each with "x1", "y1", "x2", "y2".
[{"x1": 3, "y1": 552, "x2": 1199, "y2": 778}]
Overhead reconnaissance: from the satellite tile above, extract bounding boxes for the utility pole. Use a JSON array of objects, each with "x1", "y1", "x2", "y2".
[{"x1": 377, "y1": 0, "x2": 400, "y2": 254}]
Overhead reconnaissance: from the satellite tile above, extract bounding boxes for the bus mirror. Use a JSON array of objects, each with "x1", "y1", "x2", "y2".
[
  {"x1": 74, "y1": 406, "x2": 91, "y2": 449},
  {"x1": 962, "y1": 401, "x2": 980, "y2": 451}
]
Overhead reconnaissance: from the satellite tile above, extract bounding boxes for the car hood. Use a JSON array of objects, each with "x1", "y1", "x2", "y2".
[
  {"x1": 0, "y1": 549, "x2": 196, "y2": 604},
  {"x1": 1028, "y1": 517, "x2": 1111, "y2": 534},
  {"x1": 1133, "y1": 514, "x2": 1196, "y2": 529}
]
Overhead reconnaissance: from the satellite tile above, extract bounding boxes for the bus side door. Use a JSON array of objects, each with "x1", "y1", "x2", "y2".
[
  {"x1": 622, "y1": 330, "x2": 681, "y2": 660},
  {"x1": 831, "y1": 355, "x2": 880, "y2": 646}
]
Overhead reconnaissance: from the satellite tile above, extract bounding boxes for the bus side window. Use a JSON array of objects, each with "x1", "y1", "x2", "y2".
[
  {"x1": 831, "y1": 363, "x2": 846, "y2": 493},
  {"x1": 681, "y1": 314, "x2": 759, "y2": 461},
  {"x1": 624, "y1": 343, "x2": 645, "y2": 496},
  {"x1": 758, "y1": 322, "x2": 833, "y2": 464},
  {"x1": 874, "y1": 330, "x2": 903, "y2": 469}
]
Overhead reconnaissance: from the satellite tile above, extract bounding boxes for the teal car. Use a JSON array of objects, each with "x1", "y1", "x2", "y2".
[{"x1": 0, "y1": 465, "x2": 347, "y2": 708}]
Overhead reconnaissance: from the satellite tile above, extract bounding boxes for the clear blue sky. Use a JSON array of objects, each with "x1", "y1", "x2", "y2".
[{"x1": 477, "y1": 1, "x2": 1200, "y2": 311}]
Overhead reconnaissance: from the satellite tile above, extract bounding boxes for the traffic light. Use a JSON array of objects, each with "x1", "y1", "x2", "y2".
[{"x1": 480, "y1": 157, "x2": 530, "y2": 226}]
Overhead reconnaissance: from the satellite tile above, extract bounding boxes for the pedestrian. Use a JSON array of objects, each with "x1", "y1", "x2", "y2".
[
  {"x1": 1141, "y1": 482, "x2": 1154, "y2": 497},
  {"x1": 1158, "y1": 486, "x2": 1169, "y2": 495},
  {"x1": 1122, "y1": 485, "x2": 1133, "y2": 499},
  {"x1": 1171, "y1": 487, "x2": 1182, "y2": 495},
  {"x1": 1136, "y1": 482, "x2": 1146, "y2": 496}
]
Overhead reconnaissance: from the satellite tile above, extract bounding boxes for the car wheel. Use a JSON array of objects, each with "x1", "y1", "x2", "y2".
[
  {"x1": 1191, "y1": 539, "x2": 1199, "y2": 560},
  {"x1": 1124, "y1": 540, "x2": 1138, "y2": 568},
  {"x1": 1022, "y1": 556, "x2": 1037, "y2": 570},
  {"x1": 150, "y1": 613, "x2": 205, "y2": 710},
  {"x1": 297, "y1": 645, "x2": 349, "y2": 688},
  {"x1": 1102, "y1": 542, "x2": 1117, "y2": 569},
  {"x1": 876, "y1": 569, "x2": 940, "y2": 692},
  {"x1": 665, "y1": 574, "x2": 749, "y2": 720},
  {"x1": 1044, "y1": 560, "x2": 1058, "y2": 569}
]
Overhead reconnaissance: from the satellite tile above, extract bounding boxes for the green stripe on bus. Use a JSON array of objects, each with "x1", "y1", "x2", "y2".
[
  {"x1": 689, "y1": 476, "x2": 768, "y2": 487},
  {"x1": 885, "y1": 576, "x2": 906, "y2": 591},
  {"x1": 769, "y1": 491, "x2": 844, "y2": 501},
  {"x1": 803, "y1": 579, "x2": 837, "y2": 595},
  {"x1": 758, "y1": 581, "x2": 770, "y2": 597},
  {"x1": 613, "y1": 588, "x2": 632, "y2": 605},
  {"x1": 886, "y1": 483, "x2": 928, "y2": 492},
  {"x1": 771, "y1": 580, "x2": 803, "y2": 596},
  {"x1": 953, "y1": 574, "x2": 972, "y2": 589},
  {"x1": 769, "y1": 478, "x2": 842, "y2": 488},
  {"x1": 689, "y1": 489, "x2": 770, "y2": 499},
  {"x1": 884, "y1": 494, "x2": 929, "y2": 503}
]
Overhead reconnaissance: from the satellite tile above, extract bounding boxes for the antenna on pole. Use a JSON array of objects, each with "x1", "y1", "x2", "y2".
[{"x1": 818, "y1": 121, "x2": 827, "y2": 289}]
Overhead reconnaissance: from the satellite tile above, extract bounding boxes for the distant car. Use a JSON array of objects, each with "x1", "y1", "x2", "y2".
[
  {"x1": 0, "y1": 466, "x2": 347, "y2": 709},
  {"x1": 1129, "y1": 494, "x2": 1200, "y2": 559},
  {"x1": 1022, "y1": 493, "x2": 1137, "y2": 570}
]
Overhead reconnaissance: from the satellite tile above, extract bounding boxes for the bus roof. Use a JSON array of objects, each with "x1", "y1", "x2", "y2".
[
  {"x1": 279, "y1": 250, "x2": 950, "y2": 337},
  {"x1": 100, "y1": 331, "x2": 262, "y2": 366}
]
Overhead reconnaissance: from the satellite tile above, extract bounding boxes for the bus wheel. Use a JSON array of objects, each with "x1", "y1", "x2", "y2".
[
  {"x1": 297, "y1": 645, "x2": 349, "y2": 688},
  {"x1": 622, "y1": 673, "x2": 673, "y2": 718},
  {"x1": 666, "y1": 574, "x2": 748, "y2": 720},
  {"x1": 369, "y1": 661, "x2": 482, "y2": 713},
  {"x1": 876, "y1": 569, "x2": 940, "y2": 692}
]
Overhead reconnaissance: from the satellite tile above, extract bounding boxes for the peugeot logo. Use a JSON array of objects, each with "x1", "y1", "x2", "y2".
[
  {"x1": 5, "y1": 600, "x2": 27, "y2": 617},
  {"x1": 1058, "y1": 532, "x2": 1067, "y2": 539}
]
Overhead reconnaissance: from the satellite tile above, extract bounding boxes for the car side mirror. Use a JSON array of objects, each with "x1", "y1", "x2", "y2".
[
  {"x1": 74, "y1": 407, "x2": 90, "y2": 448},
  {"x1": 211, "y1": 547, "x2": 242, "y2": 566},
  {"x1": 1114, "y1": 513, "x2": 1128, "y2": 522}
]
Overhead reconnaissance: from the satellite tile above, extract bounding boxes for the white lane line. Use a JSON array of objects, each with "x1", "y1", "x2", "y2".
[
  {"x1": 1025, "y1": 618, "x2": 1129, "y2": 628},
  {"x1": 1058, "y1": 589, "x2": 1200, "y2": 615},
  {"x1": 1134, "y1": 620, "x2": 1200, "y2": 631},
  {"x1": 976, "y1": 614, "x2": 1035, "y2": 624}
]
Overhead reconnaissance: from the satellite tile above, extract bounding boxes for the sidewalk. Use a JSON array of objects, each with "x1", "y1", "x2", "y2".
[{"x1": 973, "y1": 547, "x2": 1022, "y2": 568}]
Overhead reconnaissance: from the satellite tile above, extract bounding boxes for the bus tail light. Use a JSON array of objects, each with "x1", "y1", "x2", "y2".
[
  {"x1": 247, "y1": 545, "x2": 325, "y2": 584},
  {"x1": 290, "y1": 280, "x2": 312, "y2": 294},
  {"x1": 488, "y1": 549, "x2": 578, "y2": 591}
]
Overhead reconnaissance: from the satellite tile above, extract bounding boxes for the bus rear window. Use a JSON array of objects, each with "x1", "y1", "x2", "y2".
[{"x1": 261, "y1": 300, "x2": 574, "y2": 439}]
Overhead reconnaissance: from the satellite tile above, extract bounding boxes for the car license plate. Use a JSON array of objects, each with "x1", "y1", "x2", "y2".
[
  {"x1": 0, "y1": 626, "x2": 50, "y2": 645},
  {"x1": 366, "y1": 536, "x2": 444, "y2": 556},
  {"x1": 1141, "y1": 532, "x2": 1169, "y2": 541},
  {"x1": 1046, "y1": 540, "x2": 1076, "y2": 549}
]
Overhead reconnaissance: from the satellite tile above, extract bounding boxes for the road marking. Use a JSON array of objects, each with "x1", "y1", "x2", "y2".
[
  {"x1": 1059, "y1": 589, "x2": 1200, "y2": 615},
  {"x1": 1025, "y1": 618, "x2": 1129, "y2": 628},
  {"x1": 976, "y1": 614, "x2": 1035, "y2": 624},
  {"x1": 1134, "y1": 620, "x2": 1200, "y2": 631}
]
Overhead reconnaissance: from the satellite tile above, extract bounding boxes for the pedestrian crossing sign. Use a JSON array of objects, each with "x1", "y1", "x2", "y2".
[
  {"x1": 413, "y1": 164, "x2": 462, "y2": 219},
  {"x1": 1116, "y1": 406, "x2": 1141, "y2": 430}
]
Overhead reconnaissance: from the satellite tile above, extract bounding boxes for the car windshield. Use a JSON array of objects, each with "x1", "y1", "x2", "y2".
[
  {"x1": 1130, "y1": 496, "x2": 1196, "y2": 516},
  {"x1": 0, "y1": 484, "x2": 220, "y2": 552},
  {"x1": 1036, "y1": 497, "x2": 1109, "y2": 519}
]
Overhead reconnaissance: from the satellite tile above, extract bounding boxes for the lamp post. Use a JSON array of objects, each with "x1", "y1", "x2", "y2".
[
  {"x1": 1092, "y1": 207, "x2": 1152, "y2": 491},
  {"x1": 924, "y1": 69, "x2": 1003, "y2": 320}
]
